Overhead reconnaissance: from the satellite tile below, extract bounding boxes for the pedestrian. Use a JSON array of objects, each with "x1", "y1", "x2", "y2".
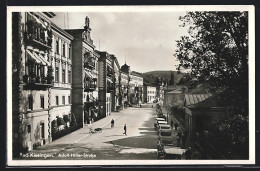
[
  {"x1": 170, "y1": 120, "x2": 173, "y2": 129},
  {"x1": 185, "y1": 147, "x2": 192, "y2": 159},
  {"x1": 123, "y1": 124, "x2": 127, "y2": 136},
  {"x1": 111, "y1": 119, "x2": 114, "y2": 128},
  {"x1": 174, "y1": 123, "x2": 178, "y2": 131}
]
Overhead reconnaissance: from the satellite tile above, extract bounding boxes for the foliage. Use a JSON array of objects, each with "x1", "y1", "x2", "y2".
[
  {"x1": 175, "y1": 12, "x2": 248, "y2": 115},
  {"x1": 63, "y1": 114, "x2": 70, "y2": 123},
  {"x1": 52, "y1": 124, "x2": 82, "y2": 141},
  {"x1": 208, "y1": 115, "x2": 249, "y2": 158},
  {"x1": 143, "y1": 71, "x2": 183, "y2": 86},
  {"x1": 56, "y1": 116, "x2": 65, "y2": 126},
  {"x1": 51, "y1": 119, "x2": 58, "y2": 135}
]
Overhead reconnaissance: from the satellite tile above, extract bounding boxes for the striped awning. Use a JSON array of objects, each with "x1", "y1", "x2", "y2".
[
  {"x1": 26, "y1": 49, "x2": 42, "y2": 64},
  {"x1": 38, "y1": 53, "x2": 50, "y2": 66},
  {"x1": 28, "y1": 12, "x2": 47, "y2": 29},
  {"x1": 107, "y1": 78, "x2": 113, "y2": 83},
  {"x1": 85, "y1": 71, "x2": 93, "y2": 79}
]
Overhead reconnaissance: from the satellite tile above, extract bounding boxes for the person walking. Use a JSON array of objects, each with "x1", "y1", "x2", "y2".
[
  {"x1": 123, "y1": 124, "x2": 127, "y2": 136},
  {"x1": 111, "y1": 119, "x2": 114, "y2": 128}
]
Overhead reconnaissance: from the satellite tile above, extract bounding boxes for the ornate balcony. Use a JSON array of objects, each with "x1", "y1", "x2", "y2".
[
  {"x1": 23, "y1": 64, "x2": 53, "y2": 90},
  {"x1": 107, "y1": 68, "x2": 114, "y2": 77},
  {"x1": 25, "y1": 20, "x2": 52, "y2": 50},
  {"x1": 83, "y1": 52, "x2": 95, "y2": 70},
  {"x1": 84, "y1": 80, "x2": 96, "y2": 92}
]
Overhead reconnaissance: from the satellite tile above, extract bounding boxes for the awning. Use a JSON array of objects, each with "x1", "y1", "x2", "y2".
[
  {"x1": 33, "y1": 52, "x2": 47, "y2": 65},
  {"x1": 107, "y1": 78, "x2": 113, "y2": 83},
  {"x1": 28, "y1": 12, "x2": 46, "y2": 29},
  {"x1": 85, "y1": 71, "x2": 93, "y2": 79},
  {"x1": 38, "y1": 53, "x2": 50, "y2": 66},
  {"x1": 26, "y1": 49, "x2": 42, "y2": 64}
]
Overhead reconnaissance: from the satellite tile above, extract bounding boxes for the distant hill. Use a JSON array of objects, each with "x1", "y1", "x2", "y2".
[{"x1": 142, "y1": 70, "x2": 184, "y2": 86}]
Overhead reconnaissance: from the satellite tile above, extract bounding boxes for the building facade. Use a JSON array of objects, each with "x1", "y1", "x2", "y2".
[
  {"x1": 50, "y1": 20, "x2": 74, "y2": 128},
  {"x1": 12, "y1": 12, "x2": 57, "y2": 156},
  {"x1": 12, "y1": 13, "x2": 148, "y2": 156},
  {"x1": 129, "y1": 71, "x2": 143, "y2": 105},
  {"x1": 120, "y1": 63, "x2": 131, "y2": 106},
  {"x1": 96, "y1": 51, "x2": 113, "y2": 117},
  {"x1": 110, "y1": 55, "x2": 121, "y2": 111},
  {"x1": 65, "y1": 17, "x2": 99, "y2": 125},
  {"x1": 146, "y1": 86, "x2": 157, "y2": 103}
]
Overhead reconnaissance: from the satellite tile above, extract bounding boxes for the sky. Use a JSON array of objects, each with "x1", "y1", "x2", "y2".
[{"x1": 50, "y1": 11, "x2": 189, "y2": 73}]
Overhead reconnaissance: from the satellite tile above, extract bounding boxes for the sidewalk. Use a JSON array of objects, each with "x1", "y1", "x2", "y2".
[{"x1": 50, "y1": 110, "x2": 125, "y2": 145}]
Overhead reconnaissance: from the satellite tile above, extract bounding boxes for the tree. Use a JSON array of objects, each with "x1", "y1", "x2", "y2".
[{"x1": 175, "y1": 12, "x2": 248, "y2": 115}]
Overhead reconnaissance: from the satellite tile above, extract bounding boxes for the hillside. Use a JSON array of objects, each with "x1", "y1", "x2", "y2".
[{"x1": 142, "y1": 70, "x2": 183, "y2": 86}]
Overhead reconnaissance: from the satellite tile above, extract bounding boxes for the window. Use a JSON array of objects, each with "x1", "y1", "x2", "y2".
[
  {"x1": 62, "y1": 96, "x2": 65, "y2": 105},
  {"x1": 27, "y1": 124, "x2": 31, "y2": 133},
  {"x1": 68, "y1": 96, "x2": 71, "y2": 104},
  {"x1": 55, "y1": 67, "x2": 59, "y2": 82},
  {"x1": 28, "y1": 95, "x2": 33, "y2": 110},
  {"x1": 27, "y1": 124, "x2": 31, "y2": 140},
  {"x1": 56, "y1": 96, "x2": 59, "y2": 106},
  {"x1": 62, "y1": 43, "x2": 66, "y2": 57},
  {"x1": 40, "y1": 123, "x2": 45, "y2": 139},
  {"x1": 68, "y1": 70, "x2": 71, "y2": 83},
  {"x1": 62, "y1": 69, "x2": 65, "y2": 83},
  {"x1": 40, "y1": 95, "x2": 44, "y2": 109},
  {"x1": 68, "y1": 46, "x2": 71, "y2": 59},
  {"x1": 56, "y1": 39, "x2": 59, "y2": 54}
]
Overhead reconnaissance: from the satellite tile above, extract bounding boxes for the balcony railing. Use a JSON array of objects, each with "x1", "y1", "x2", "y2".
[
  {"x1": 25, "y1": 20, "x2": 52, "y2": 49},
  {"x1": 84, "y1": 52, "x2": 95, "y2": 70},
  {"x1": 23, "y1": 64, "x2": 54, "y2": 90},
  {"x1": 23, "y1": 75, "x2": 53, "y2": 90},
  {"x1": 84, "y1": 81, "x2": 96, "y2": 92},
  {"x1": 107, "y1": 86, "x2": 114, "y2": 93},
  {"x1": 107, "y1": 69, "x2": 113, "y2": 77},
  {"x1": 84, "y1": 60, "x2": 95, "y2": 70}
]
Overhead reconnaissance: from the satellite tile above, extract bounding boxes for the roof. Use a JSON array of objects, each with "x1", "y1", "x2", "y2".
[
  {"x1": 168, "y1": 90, "x2": 182, "y2": 94},
  {"x1": 185, "y1": 93, "x2": 219, "y2": 108},
  {"x1": 121, "y1": 63, "x2": 130, "y2": 73}
]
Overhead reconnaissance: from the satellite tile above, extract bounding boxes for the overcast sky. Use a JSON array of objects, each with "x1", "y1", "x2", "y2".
[{"x1": 50, "y1": 12, "x2": 188, "y2": 73}]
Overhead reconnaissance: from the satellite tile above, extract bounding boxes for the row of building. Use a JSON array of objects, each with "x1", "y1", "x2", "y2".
[{"x1": 12, "y1": 12, "x2": 149, "y2": 156}]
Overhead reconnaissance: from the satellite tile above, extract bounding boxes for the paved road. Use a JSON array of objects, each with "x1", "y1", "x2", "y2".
[{"x1": 19, "y1": 106, "x2": 161, "y2": 160}]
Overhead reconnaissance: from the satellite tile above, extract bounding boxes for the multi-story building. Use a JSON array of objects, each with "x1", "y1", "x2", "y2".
[
  {"x1": 110, "y1": 55, "x2": 121, "y2": 111},
  {"x1": 65, "y1": 17, "x2": 99, "y2": 125},
  {"x1": 12, "y1": 12, "x2": 56, "y2": 156},
  {"x1": 120, "y1": 63, "x2": 131, "y2": 106},
  {"x1": 144, "y1": 85, "x2": 156, "y2": 103},
  {"x1": 120, "y1": 71, "x2": 129, "y2": 108},
  {"x1": 129, "y1": 71, "x2": 143, "y2": 105},
  {"x1": 96, "y1": 51, "x2": 113, "y2": 117},
  {"x1": 50, "y1": 20, "x2": 74, "y2": 125}
]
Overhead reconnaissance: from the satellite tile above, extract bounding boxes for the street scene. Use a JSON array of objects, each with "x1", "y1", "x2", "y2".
[
  {"x1": 19, "y1": 105, "x2": 164, "y2": 160},
  {"x1": 8, "y1": 5, "x2": 253, "y2": 165}
]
